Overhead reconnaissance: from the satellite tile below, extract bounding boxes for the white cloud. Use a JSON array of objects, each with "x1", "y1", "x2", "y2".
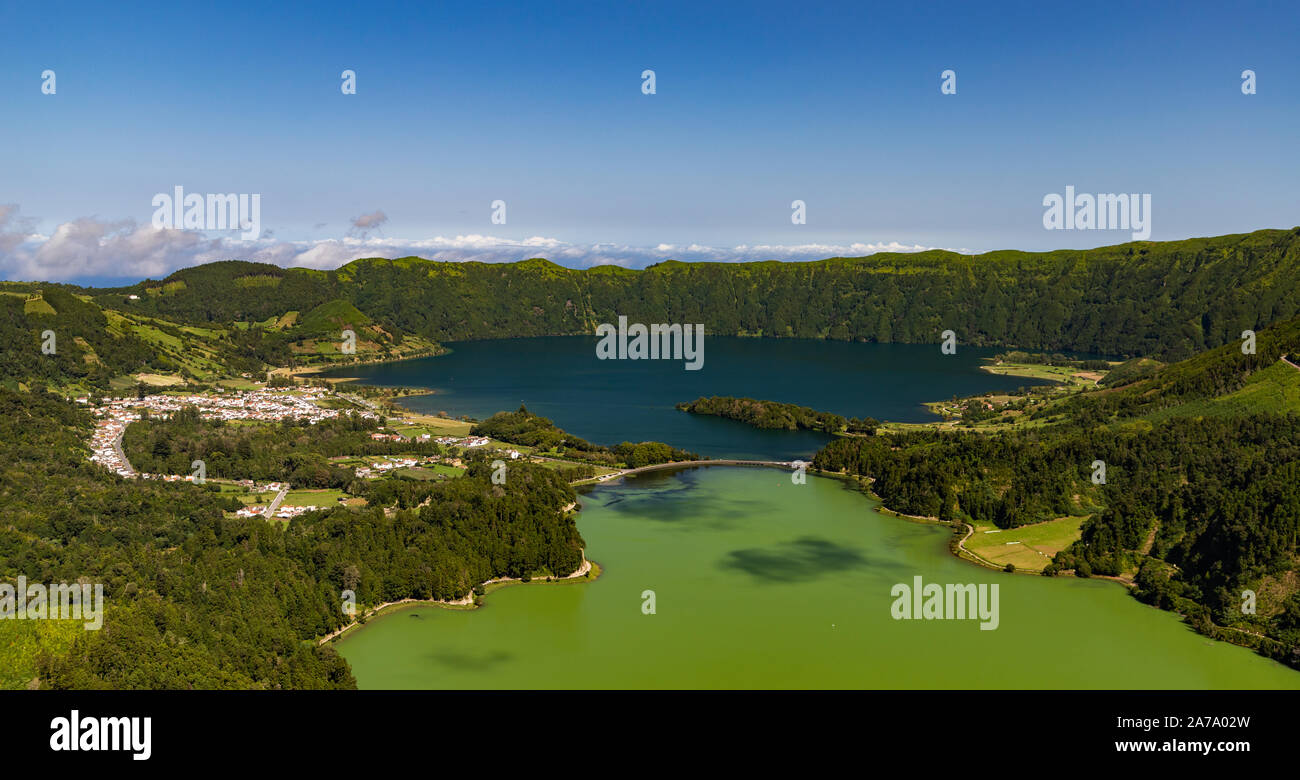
[{"x1": 0, "y1": 205, "x2": 958, "y2": 282}]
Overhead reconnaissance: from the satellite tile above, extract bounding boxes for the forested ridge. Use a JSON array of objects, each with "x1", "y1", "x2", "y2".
[
  {"x1": 94, "y1": 228, "x2": 1300, "y2": 360},
  {"x1": 7, "y1": 228, "x2": 1300, "y2": 394}
]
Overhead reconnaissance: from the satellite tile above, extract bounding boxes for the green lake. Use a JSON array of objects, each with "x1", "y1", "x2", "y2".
[{"x1": 336, "y1": 466, "x2": 1300, "y2": 689}]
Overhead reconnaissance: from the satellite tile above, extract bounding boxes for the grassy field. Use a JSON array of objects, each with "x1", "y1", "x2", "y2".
[
  {"x1": 133, "y1": 372, "x2": 186, "y2": 386},
  {"x1": 23, "y1": 295, "x2": 57, "y2": 316},
  {"x1": 217, "y1": 378, "x2": 262, "y2": 390},
  {"x1": 210, "y1": 482, "x2": 277, "y2": 507},
  {"x1": 963, "y1": 515, "x2": 1089, "y2": 572},
  {"x1": 395, "y1": 464, "x2": 465, "y2": 480},
  {"x1": 234, "y1": 490, "x2": 277, "y2": 505},
  {"x1": 389, "y1": 423, "x2": 442, "y2": 437},
  {"x1": 398, "y1": 414, "x2": 474, "y2": 436},
  {"x1": 980, "y1": 360, "x2": 1107, "y2": 389},
  {"x1": 283, "y1": 488, "x2": 348, "y2": 506},
  {"x1": 879, "y1": 359, "x2": 1111, "y2": 435}
]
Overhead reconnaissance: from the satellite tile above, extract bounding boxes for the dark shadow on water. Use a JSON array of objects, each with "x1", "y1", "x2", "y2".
[
  {"x1": 428, "y1": 649, "x2": 514, "y2": 671},
  {"x1": 719, "y1": 536, "x2": 875, "y2": 582},
  {"x1": 600, "y1": 468, "x2": 768, "y2": 526}
]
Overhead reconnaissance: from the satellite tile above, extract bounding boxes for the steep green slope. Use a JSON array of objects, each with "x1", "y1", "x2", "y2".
[
  {"x1": 297, "y1": 298, "x2": 371, "y2": 335},
  {"x1": 0, "y1": 286, "x2": 156, "y2": 390},
  {"x1": 1060, "y1": 312, "x2": 1300, "y2": 419},
  {"x1": 1143, "y1": 362, "x2": 1300, "y2": 421}
]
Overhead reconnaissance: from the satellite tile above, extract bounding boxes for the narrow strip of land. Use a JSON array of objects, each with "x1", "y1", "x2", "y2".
[{"x1": 573, "y1": 458, "x2": 794, "y2": 485}]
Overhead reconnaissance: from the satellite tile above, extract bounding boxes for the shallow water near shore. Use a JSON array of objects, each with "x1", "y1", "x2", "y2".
[{"x1": 336, "y1": 467, "x2": 1300, "y2": 689}]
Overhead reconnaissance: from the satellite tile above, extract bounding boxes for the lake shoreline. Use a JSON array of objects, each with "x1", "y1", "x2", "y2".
[
  {"x1": 322, "y1": 558, "x2": 603, "y2": 646},
  {"x1": 831, "y1": 470, "x2": 1287, "y2": 664},
  {"x1": 277, "y1": 344, "x2": 452, "y2": 383},
  {"x1": 312, "y1": 343, "x2": 1295, "y2": 679},
  {"x1": 335, "y1": 465, "x2": 1300, "y2": 689}
]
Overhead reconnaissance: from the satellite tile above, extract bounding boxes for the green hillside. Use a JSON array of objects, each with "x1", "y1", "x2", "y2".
[
  {"x1": 1063, "y1": 311, "x2": 1300, "y2": 419},
  {"x1": 1144, "y1": 362, "x2": 1300, "y2": 421},
  {"x1": 100, "y1": 227, "x2": 1300, "y2": 360},
  {"x1": 298, "y1": 299, "x2": 371, "y2": 334},
  {"x1": 0, "y1": 286, "x2": 156, "y2": 391}
]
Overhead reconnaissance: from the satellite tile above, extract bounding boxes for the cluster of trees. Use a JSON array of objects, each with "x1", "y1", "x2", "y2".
[
  {"x1": 472, "y1": 405, "x2": 696, "y2": 467},
  {"x1": 813, "y1": 426, "x2": 1102, "y2": 528},
  {"x1": 105, "y1": 229, "x2": 1300, "y2": 360},
  {"x1": 0, "y1": 389, "x2": 585, "y2": 689},
  {"x1": 122, "y1": 408, "x2": 439, "y2": 489},
  {"x1": 675, "y1": 395, "x2": 877, "y2": 434},
  {"x1": 287, "y1": 460, "x2": 585, "y2": 607},
  {"x1": 994, "y1": 351, "x2": 1111, "y2": 371}
]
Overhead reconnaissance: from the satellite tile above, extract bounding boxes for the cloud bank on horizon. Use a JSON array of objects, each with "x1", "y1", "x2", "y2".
[
  {"x1": 0, "y1": 205, "x2": 956, "y2": 283},
  {"x1": 5, "y1": 2, "x2": 1296, "y2": 288}
]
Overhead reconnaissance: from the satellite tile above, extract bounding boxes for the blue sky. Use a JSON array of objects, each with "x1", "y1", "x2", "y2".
[{"x1": 2, "y1": 0, "x2": 1297, "y2": 283}]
